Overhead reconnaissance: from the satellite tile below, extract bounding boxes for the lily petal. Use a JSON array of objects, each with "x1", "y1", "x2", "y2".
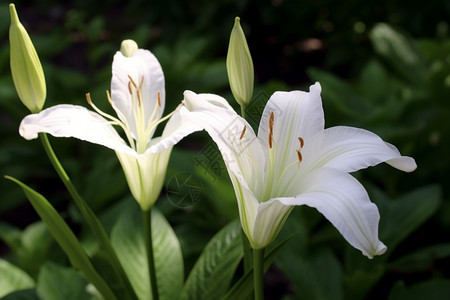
[
  {"x1": 182, "y1": 91, "x2": 266, "y2": 193},
  {"x1": 116, "y1": 138, "x2": 172, "y2": 211},
  {"x1": 277, "y1": 167, "x2": 387, "y2": 258},
  {"x1": 146, "y1": 105, "x2": 203, "y2": 154},
  {"x1": 303, "y1": 126, "x2": 417, "y2": 174},
  {"x1": 19, "y1": 104, "x2": 133, "y2": 154},
  {"x1": 257, "y1": 83, "x2": 324, "y2": 179},
  {"x1": 111, "y1": 49, "x2": 165, "y2": 139}
]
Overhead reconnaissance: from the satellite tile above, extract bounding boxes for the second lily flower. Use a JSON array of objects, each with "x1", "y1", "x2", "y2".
[{"x1": 181, "y1": 83, "x2": 417, "y2": 258}]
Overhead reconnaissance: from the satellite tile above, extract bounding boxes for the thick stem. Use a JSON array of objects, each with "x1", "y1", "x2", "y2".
[
  {"x1": 253, "y1": 248, "x2": 265, "y2": 300},
  {"x1": 39, "y1": 133, "x2": 137, "y2": 300},
  {"x1": 143, "y1": 209, "x2": 159, "y2": 300},
  {"x1": 242, "y1": 230, "x2": 252, "y2": 273}
]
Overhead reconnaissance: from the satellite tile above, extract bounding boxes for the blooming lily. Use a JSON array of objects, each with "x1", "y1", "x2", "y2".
[
  {"x1": 19, "y1": 40, "x2": 198, "y2": 211},
  {"x1": 181, "y1": 83, "x2": 416, "y2": 258}
]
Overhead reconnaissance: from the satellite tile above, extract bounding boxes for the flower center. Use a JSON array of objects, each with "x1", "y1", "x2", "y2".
[
  {"x1": 263, "y1": 111, "x2": 306, "y2": 199},
  {"x1": 86, "y1": 75, "x2": 175, "y2": 154}
]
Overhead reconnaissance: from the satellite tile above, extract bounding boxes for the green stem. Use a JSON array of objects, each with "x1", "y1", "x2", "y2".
[
  {"x1": 39, "y1": 133, "x2": 137, "y2": 300},
  {"x1": 143, "y1": 209, "x2": 159, "y2": 300},
  {"x1": 242, "y1": 230, "x2": 253, "y2": 300},
  {"x1": 242, "y1": 230, "x2": 252, "y2": 273},
  {"x1": 253, "y1": 248, "x2": 265, "y2": 300}
]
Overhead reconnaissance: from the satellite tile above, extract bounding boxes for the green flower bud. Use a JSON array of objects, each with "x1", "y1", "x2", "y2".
[
  {"x1": 9, "y1": 3, "x2": 46, "y2": 113},
  {"x1": 120, "y1": 39, "x2": 139, "y2": 57},
  {"x1": 226, "y1": 17, "x2": 254, "y2": 107}
]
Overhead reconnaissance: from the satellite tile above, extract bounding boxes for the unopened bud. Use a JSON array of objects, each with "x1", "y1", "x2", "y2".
[
  {"x1": 9, "y1": 3, "x2": 46, "y2": 113},
  {"x1": 226, "y1": 17, "x2": 254, "y2": 107}
]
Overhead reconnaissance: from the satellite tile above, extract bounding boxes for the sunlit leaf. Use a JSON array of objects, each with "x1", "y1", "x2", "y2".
[
  {"x1": 0, "y1": 259, "x2": 34, "y2": 298},
  {"x1": 111, "y1": 205, "x2": 183, "y2": 300},
  {"x1": 36, "y1": 262, "x2": 90, "y2": 300}
]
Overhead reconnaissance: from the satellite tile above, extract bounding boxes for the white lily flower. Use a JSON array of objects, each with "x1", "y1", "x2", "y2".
[
  {"x1": 19, "y1": 40, "x2": 200, "y2": 211},
  {"x1": 181, "y1": 83, "x2": 416, "y2": 258}
]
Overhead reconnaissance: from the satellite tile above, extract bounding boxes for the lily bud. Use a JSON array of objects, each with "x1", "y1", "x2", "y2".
[
  {"x1": 9, "y1": 3, "x2": 46, "y2": 113},
  {"x1": 120, "y1": 39, "x2": 139, "y2": 57},
  {"x1": 226, "y1": 17, "x2": 254, "y2": 107}
]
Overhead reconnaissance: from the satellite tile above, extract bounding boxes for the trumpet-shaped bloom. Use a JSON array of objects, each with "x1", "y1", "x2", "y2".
[
  {"x1": 19, "y1": 40, "x2": 200, "y2": 211},
  {"x1": 181, "y1": 83, "x2": 416, "y2": 258}
]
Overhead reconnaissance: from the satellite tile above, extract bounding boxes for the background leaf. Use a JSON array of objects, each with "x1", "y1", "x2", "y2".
[
  {"x1": 0, "y1": 259, "x2": 34, "y2": 298},
  {"x1": 180, "y1": 220, "x2": 242, "y2": 300},
  {"x1": 111, "y1": 203, "x2": 183, "y2": 300},
  {"x1": 36, "y1": 261, "x2": 90, "y2": 300}
]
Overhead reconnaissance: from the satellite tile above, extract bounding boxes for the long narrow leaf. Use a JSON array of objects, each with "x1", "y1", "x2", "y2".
[{"x1": 5, "y1": 176, "x2": 117, "y2": 300}]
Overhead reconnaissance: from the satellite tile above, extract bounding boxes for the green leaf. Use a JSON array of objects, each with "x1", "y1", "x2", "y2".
[
  {"x1": 4, "y1": 176, "x2": 117, "y2": 300},
  {"x1": 36, "y1": 262, "x2": 90, "y2": 300},
  {"x1": 180, "y1": 220, "x2": 242, "y2": 300},
  {"x1": 389, "y1": 279, "x2": 450, "y2": 300},
  {"x1": 0, "y1": 259, "x2": 34, "y2": 298},
  {"x1": 277, "y1": 247, "x2": 342, "y2": 300},
  {"x1": 111, "y1": 204, "x2": 183, "y2": 300},
  {"x1": 389, "y1": 243, "x2": 450, "y2": 273},
  {"x1": 0, "y1": 289, "x2": 39, "y2": 300},
  {"x1": 370, "y1": 23, "x2": 427, "y2": 84},
  {"x1": 375, "y1": 185, "x2": 441, "y2": 252}
]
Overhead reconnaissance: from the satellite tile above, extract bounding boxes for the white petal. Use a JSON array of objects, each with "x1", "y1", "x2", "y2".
[
  {"x1": 258, "y1": 82, "x2": 324, "y2": 149},
  {"x1": 182, "y1": 91, "x2": 266, "y2": 195},
  {"x1": 19, "y1": 104, "x2": 133, "y2": 154},
  {"x1": 277, "y1": 168, "x2": 387, "y2": 258},
  {"x1": 303, "y1": 126, "x2": 417, "y2": 173},
  {"x1": 146, "y1": 105, "x2": 203, "y2": 154},
  {"x1": 116, "y1": 139, "x2": 172, "y2": 211},
  {"x1": 257, "y1": 83, "x2": 324, "y2": 183},
  {"x1": 251, "y1": 200, "x2": 293, "y2": 249},
  {"x1": 111, "y1": 49, "x2": 165, "y2": 138}
]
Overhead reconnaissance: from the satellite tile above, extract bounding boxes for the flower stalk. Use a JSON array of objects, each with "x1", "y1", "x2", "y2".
[{"x1": 253, "y1": 248, "x2": 265, "y2": 300}]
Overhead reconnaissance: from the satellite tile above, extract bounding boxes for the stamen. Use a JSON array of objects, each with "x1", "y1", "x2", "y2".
[
  {"x1": 298, "y1": 137, "x2": 304, "y2": 148},
  {"x1": 128, "y1": 81, "x2": 133, "y2": 95},
  {"x1": 296, "y1": 150, "x2": 302, "y2": 163},
  {"x1": 136, "y1": 89, "x2": 142, "y2": 106},
  {"x1": 128, "y1": 75, "x2": 138, "y2": 88},
  {"x1": 139, "y1": 76, "x2": 144, "y2": 89},
  {"x1": 86, "y1": 93, "x2": 93, "y2": 105},
  {"x1": 268, "y1": 111, "x2": 274, "y2": 148},
  {"x1": 240, "y1": 125, "x2": 246, "y2": 140},
  {"x1": 157, "y1": 91, "x2": 161, "y2": 107},
  {"x1": 106, "y1": 90, "x2": 113, "y2": 105}
]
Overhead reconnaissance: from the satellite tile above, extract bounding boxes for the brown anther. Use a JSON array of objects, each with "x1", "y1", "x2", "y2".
[
  {"x1": 139, "y1": 76, "x2": 144, "y2": 89},
  {"x1": 298, "y1": 137, "x2": 304, "y2": 148},
  {"x1": 157, "y1": 91, "x2": 161, "y2": 107},
  {"x1": 268, "y1": 111, "x2": 274, "y2": 148},
  {"x1": 85, "y1": 93, "x2": 92, "y2": 105},
  {"x1": 128, "y1": 81, "x2": 133, "y2": 95},
  {"x1": 296, "y1": 149, "x2": 303, "y2": 163},
  {"x1": 128, "y1": 75, "x2": 138, "y2": 88},
  {"x1": 240, "y1": 125, "x2": 246, "y2": 140}
]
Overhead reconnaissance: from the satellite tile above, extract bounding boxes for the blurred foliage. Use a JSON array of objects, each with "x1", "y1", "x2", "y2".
[{"x1": 1, "y1": 0, "x2": 450, "y2": 299}]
